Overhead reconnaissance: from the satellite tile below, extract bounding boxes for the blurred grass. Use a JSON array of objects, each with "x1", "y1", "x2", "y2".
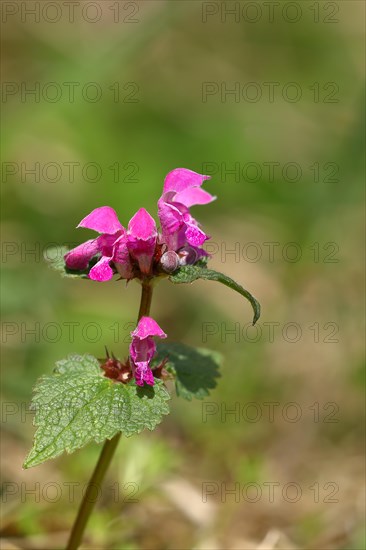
[{"x1": 1, "y1": 1, "x2": 365, "y2": 549}]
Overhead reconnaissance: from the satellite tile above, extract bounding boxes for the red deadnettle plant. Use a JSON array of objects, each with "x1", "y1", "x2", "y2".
[{"x1": 24, "y1": 168, "x2": 261, "y2": 549}]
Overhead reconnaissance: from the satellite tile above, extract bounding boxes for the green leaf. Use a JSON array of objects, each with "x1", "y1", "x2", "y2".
[
  {"x1": 153, "y1": 342, "x2": 222, "y2": 401},
  {"x1": 44, "y1": 246, "x2": 99, "y2": 279},
  {"x1": 169, "y1": 265, "x2": 261, "y2": 325},
  {"x1": 24, "y1": 354, "x2": 170, "y2": 469}
]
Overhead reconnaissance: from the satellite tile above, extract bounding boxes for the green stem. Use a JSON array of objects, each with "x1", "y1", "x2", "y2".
[
  {"x1": 66, "y1": 434, "x2": 121, "y2": 550},
  {"x1": 137, "y1": 280, "x2": 153, "y2": 321},
  {"x1": 66, "y1": 281, "x2": 153, "y2": 550}
]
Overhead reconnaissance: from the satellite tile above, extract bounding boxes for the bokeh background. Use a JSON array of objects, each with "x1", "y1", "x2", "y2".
[{"x1": 1, "y1": 1, "x2": 365, "y2": 549}]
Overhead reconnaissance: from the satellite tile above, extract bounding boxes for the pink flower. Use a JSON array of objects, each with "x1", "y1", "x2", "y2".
[
  {"x1": 127, "y1": 208, "x2": 157, "y2": 275},
  {"x1": 64, "y1": 206, "x2": 128, "y2": 282},
  {"x1": 129, "y1": 316, "x2": 167, "y2": 386},
  {"x1": 64, "y1": 207, "x2": 157, "y2": 282},
  {"x1": 158, "y1": 168, "x2": 216, "y2": 253},
  {"x1": 65, "y1": 168, "x2": 216, "y2": 280}
]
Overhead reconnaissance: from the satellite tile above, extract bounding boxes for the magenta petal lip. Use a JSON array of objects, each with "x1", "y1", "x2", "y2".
[
  {"x1": 163, "y1": 168, "x2": 211, "y2": 194},
  {"x1": 134, "y1": 363, "x2": 155, "y2": 386},
  {"x1": 185, "y1": 223, "x2": 208, "y2": 246},
  {"x1": 131, "y1": 316, "x2": 167, "y2": 340},
  {"x1": 88, "y1": 256, "x2": 114, "y2": 281},
  {"x1": 128, "y1": 208, "x2": 157, "y2": 240},
  {"x1": 78, "y1": 206, "x2": 124, "y2": 234}
]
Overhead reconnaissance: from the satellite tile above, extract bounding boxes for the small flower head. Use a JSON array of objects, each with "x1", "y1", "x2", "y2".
[
  {"x1": 129, "y1": 316, "x2": 167, "y2": 386},
  {"x1": 65, "y1": 206, "x2": 129, "y2": 282},
  {"x1": 65, "y1": 207, "x2": 157, "y2": 282},
  {"x1": 65, "y1": 168, "x2": 216, "y2": 281},
  {"x1": 158, "y1": 168, "x2": 216, "y2": 253}
]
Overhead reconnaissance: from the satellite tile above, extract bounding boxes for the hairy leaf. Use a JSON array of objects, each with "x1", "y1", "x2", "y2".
[{"x1": 24, "y1": 354, "x2": 170, "y2": 468}]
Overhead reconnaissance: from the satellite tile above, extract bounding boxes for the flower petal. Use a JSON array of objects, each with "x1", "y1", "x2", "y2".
[
  {"x1": 130, "y1": 338, "x2": 156, "y2": 364},
  {"x1": 185, "y1": 221, "x2": 209, "y2": 247},
  {"x1": 158, "y1": 199, "x2": 190, "y2": 250},
  {"x1": 128, "y1": 208, "x2": 157, "y2": 240},
  {"x1": 158, "y1": 199, "x2": 182, "y2": 235},
  {"x1": 94, "y1": 232, "x2": 123, "y2": 269},
  {"x1": 127, "y1": 208, "x2": 157, "y2": 274},
  {"x1": 78, "y1": 206, "x2": 123, "y2": 234},
  {"x1": 113, "y1": 235, "x2": 134, "y2": 279},
  {"x1": 64, "y1": 239, "x2": 99, "y2": 270},
  {"x1": 131, "y1": 316, "x2": 167, "y2": 340},
  {"x1": 174, "y1": 187, "x2": 216, "y2": 208},
  {"x1": 89, "y1": 256, "x2": 114, "y2": 282},
  {"x1": 163, "y1": 168, "x2": 210, "y2": 194},
  {"x1": 134, "y1": 362, "x2": 155, "y2": 386}
]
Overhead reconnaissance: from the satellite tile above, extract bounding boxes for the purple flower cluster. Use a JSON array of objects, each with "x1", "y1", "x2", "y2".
[
  {"x1": 65, "y1": 168, "x2": 215, "y2": 282},
  {"x1": 66, "y1": 168, "x2": 215, "y2": 387}
]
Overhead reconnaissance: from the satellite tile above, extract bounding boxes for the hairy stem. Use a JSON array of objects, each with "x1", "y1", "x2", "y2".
[{"x1": 66, "y1": 281, "x2": 153, "y2": 550}]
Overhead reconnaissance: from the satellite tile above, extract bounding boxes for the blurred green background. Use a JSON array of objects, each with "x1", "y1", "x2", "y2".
[{"x1": 1, "y1": 1, "x2": 365, "y2": 549}]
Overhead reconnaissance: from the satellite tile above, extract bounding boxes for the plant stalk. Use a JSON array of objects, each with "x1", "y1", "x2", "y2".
[{"x1": 66, "y1": 281, "x2": 153, "y2": 550}]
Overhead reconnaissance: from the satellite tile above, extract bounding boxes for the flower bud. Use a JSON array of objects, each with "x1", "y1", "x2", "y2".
[
  {"x1": 160, "y1": 251, "x2": 179, "y2": 273},
  {"x1": 178, "y1": 246, "x2": 199, "y2": 266}
]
